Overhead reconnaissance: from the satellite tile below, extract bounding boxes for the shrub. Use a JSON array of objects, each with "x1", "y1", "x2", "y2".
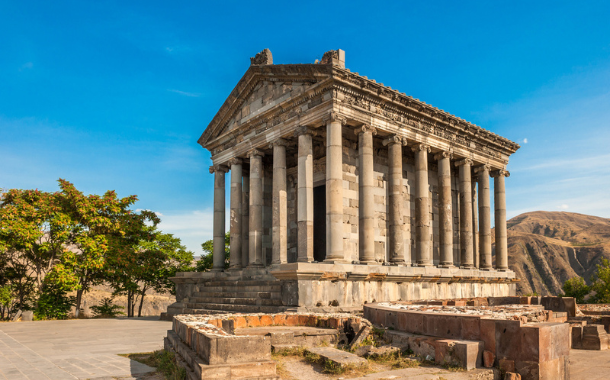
[
  {"x1": 562, "y1": 277, "x2": 590, "y2": 304},
  {"x1": 591, "y1": 258, "x2": 610, "y2": 304},
  {"x1": 35, "y1": 284, "x2": 75, "y2": 320},
  {"x1": 91, "y1": 297, "x2": 125, "y2": 318}
]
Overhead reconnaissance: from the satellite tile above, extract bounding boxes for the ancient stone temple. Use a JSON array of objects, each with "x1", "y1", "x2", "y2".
[{"x1": 168, "y1": 49, "x2": 520, "y2": 316}]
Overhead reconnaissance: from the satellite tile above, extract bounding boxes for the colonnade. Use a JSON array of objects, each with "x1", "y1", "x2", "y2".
[{"x1": 209, "y1": 114, "x2": 510, "y2": 272}]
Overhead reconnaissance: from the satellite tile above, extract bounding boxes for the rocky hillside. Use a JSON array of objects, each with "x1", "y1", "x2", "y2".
[{"x1": 496, "y1": 211, "x2": 610, "y2": 295}]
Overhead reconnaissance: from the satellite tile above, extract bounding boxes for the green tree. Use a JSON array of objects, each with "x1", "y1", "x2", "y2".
[
  {"x1": 196, "y1": 232, "x2": 229, "y2": 271},
  {"x1": 591, "y1": 258, "x2": 610, "y2": 303},
  {"x1": 562, "y1": 277, "x2": 590, "y2": 304},
  {"x1": 44, "y1": 179, "x2": 141, "y2": 318},
  {"x1": 107, "y1": 223, "x2": 193, "y2": 317}
]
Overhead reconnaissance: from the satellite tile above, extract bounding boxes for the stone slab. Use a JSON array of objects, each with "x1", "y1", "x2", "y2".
[{"x1": 305, "y1": 346, "x2": 367, "y2": 367}]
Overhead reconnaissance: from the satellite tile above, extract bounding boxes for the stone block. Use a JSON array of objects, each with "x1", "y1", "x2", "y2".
[
  {"x1": 504, "y1": 373, "x2": 521, "y2": 380},
  {"x1": 460, "y1": 316, "x2": 481, "y2": 340},
  {"x1": 499, "y1": 358, "x2": 515, "y2": 373},
  {"x1": 259, "y1": 315, "x2": 273, "y2": 326},
  {"x1": 483, "y1": 349, "x2": 495, "y2": 368},
  {"x1": 246, "y1": 315, "x2": 261, "y2": 327},
  {"x1": 582, "y1": 325, "x2": 609, "y2": 350},
  {"x1": 480, "y1": 318, "x2": 496, "y2": 354},
  {"x1": 571, "y1": 325, "x2": 583, "y2": 349},
  {"x1": 495, "y1": 320, "x2": 522, "y2": 361}
]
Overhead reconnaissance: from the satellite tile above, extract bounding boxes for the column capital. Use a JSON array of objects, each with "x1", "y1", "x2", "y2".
[
  {"x1": 209, "y1": 164, "x2": 229, "y2": 174},
  {"x1": 325, "y1": 111, "x2": 347, "y2": 125},
  {"x1": 411, "y1": 143, "x2": 431, "y2": 153},
  {"x1": 294, "y1": 125, "x2": 316, "y2": 137},
  {"x1": 433, "y1": 151, "x2": 452, "y2": 161},
  {"x1": 474, "y1": 164, "x2": 491, "y2": 174},
  {"x1": 246, "y1": 149, "x2": 265, "y2": 159},
  {"x1": 454, "y1": 158, "x2": 473, "y2": 167},
  {"x1": 382, "y1": 134, "x2": 407, "y2": 146},
  {"x1": 269, "y1": 138, "x2": 290, "y2": 149},
  {"x1": 228, "y1": 158, "x2": 243, "y2": 167},
  {"x1": 354, "y1": 124, "x2": 377, "y2": 136},
  {"x1": 491, "y1": 169, "x2": 510, "y2": 178}
]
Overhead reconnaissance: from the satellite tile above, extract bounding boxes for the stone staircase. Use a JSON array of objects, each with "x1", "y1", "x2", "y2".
[{"x1": 183, "y1": 279, "x2": 288, "y2": 314}]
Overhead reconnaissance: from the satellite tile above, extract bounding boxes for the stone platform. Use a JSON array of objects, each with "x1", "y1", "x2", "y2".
[{"x1": 167, "y1": 264, "x2": 516, "y2": 318}]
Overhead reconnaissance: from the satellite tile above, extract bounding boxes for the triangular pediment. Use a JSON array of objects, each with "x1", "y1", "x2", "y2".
[{"x1": 198, "y1": 64, "x2": 333, "y2": 148}]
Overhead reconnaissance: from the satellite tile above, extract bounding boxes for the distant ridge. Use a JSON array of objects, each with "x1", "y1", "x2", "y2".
[{"x1": 494, "y1": 211, "x2": 610, "y2": 295}]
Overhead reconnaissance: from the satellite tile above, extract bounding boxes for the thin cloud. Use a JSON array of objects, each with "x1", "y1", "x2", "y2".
[
  {"x1": 19, "y1": 62, "x2": 33, "y2": 71},
  {"x1": 168, "y1": 89, "x2": 201, "y2": 97}
]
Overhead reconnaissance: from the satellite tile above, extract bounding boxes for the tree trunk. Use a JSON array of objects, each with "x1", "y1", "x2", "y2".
[
  {"x1": 126, "y1": 291, "x2": 132, "y2": 318},
  {"x1": 137, "y1": 287, "x2": 147, "y2": 318},
  {"x1": 75, "y1": 289, "x2": 83, "y2": 318}
]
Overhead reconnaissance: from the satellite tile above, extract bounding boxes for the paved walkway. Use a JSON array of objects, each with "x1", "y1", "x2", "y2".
[{"x1": 0, "y1": 317, "x2": 171, "y2": 380}]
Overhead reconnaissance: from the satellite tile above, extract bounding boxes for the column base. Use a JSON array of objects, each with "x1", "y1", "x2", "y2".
[
  {"x1": 324, "y1": 259, "x2": 349, "y2": 264},
  {"x1": 416, "y1": 262, "x2": 434, "y2": 267},
  {"x1": 247, "y1": 264, "x2": 264, "y2": 269},
  {"x1": 497, "y1": 268, "x2": 509, "y2": 271},
  {"x1": 480, "y1": 267, "x2": 493, "y2": 271},
  {"x1": 210, "y1": 268, "x2": 224, "y2": 272},
  {"x1": 460, "y1": 265, "x2": 475, "y2": 269},
  {"x1": 438, "y1": 264, "x2": 454, "y2": 269}
]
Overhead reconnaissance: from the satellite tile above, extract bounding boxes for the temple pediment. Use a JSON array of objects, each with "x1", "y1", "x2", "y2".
[{"x1": 198, "y1": 63, "x2": 333, "y2": 148}]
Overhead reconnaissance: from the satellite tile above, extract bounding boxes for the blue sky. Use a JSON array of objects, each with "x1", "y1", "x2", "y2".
[{"x1": 2, "y1": 1, "x2": 609, "y2": 256}]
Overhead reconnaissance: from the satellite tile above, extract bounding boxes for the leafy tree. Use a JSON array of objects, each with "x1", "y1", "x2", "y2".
[
  {"x1": 43, "y1": 179, "x2": 141, "y2": 318},
  {"x1": 562, "y1": 277, "x2": 590, "y2": 304},
  {"x1": 108, "y1": 224, "x2": 193, "y2": 317},
  {"x1": 196, "y1": 232, "x2": 229, "y2": 271},
  {"x1": 591, "y1": 258, "x2": 610, "y2": 303}
]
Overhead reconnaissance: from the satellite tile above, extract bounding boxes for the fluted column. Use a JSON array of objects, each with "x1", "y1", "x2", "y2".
[
  {"x1": 210, "y1": 164, "x2": 229, "y2": 271},
  {"x1": 229, "y1": 158, "x2": 243, "y2": 270},
  {"x1": 413, "y1": 143, "x2": 432, "y2": 266},
  {"x1": 456, "y1": 158, "x2": 474, "y2": 268},
  {"x1": 271, "y1": 139, "x2": 288, "y2": 265},
  {"x1": 435, "y1": 151, "x2": 453, "y2": 267},
  {"x1": 247, "y1": 149, "x2": 264, "y2": 268},
  {"x1": 296, "y1": 127, "x2": 314, "y2": 263},
  {"x1": 384, "y1": 135, "x2": 406, "y2": 264},
  {"x1": 241, "y1": 171, "x2": 250, "y2": 268},
  {"x1": 356, "y1": 124, "x2": 376, "y2": 263},
  {"x1": 472, "y1": 181, "x2": 479, "y2": 268},
  {"x1": 492, "y1": 169, "x2": 510, "y2": 270},
  {"x1": 476, "y1": 165, "x2": 492, "y2": 270},
  {"x1": 325, "y1": 112, "x2": 346, "y2": 263}
]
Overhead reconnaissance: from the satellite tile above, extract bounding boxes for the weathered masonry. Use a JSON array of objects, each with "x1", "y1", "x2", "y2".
[{"x1": 168, "y1": 49, "x2": 520, "y2": 316}]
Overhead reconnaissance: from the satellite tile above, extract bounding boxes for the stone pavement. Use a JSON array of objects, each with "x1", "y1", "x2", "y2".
[
  {"x1": 569, "y1": 349, "x2": 610, "y2": 380},
  {"x1": 0, "y1": 317, "x2": 171, "y2": 380}
]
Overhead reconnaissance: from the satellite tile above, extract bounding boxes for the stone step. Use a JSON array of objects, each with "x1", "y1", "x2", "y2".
[
  {"x1": 199, "y1": 285, "x2": 282, "y2": 293},
  {"x1": 192, "y1": 291, "x2": 280, "y2": 299},
  {"x1": 271, "y1": 344, "x2": 300, "y2": 353},
  {"x1": 184, "y1": 303, "x2": 286, "y2": 314},
  {"x1": 189, "y1": 297, "x2": 283, "y2": 306},
  {"x1": 305, "y1": 347, "x2": 367, "y2": 368},
  {"x1": 201, "y1": 280, "x2": 281, "y2": 287}
]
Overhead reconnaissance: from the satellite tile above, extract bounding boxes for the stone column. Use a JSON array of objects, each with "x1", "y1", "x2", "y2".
[
  {"x1": 296, "y1": 127, "x2": 314, "y2": 263},
  {"x1": 210, "y1": 164, "x2": 229, "y2": 271},
  {"x1": 271, "y1": 139, "x2": 288, "y2": 265},
  {"x1": 476, "y1": 165, "x2": 492, "y2": 270},
  {"x1": 492, "y1": 169, "x2": 510, "y2": 270},
  {"x1": 472, "y1": 181, "x2": 479, "y2": 268},
  {"x1": 356, "y1": 124, "x2": 377, "y2": 264},
  {"x1": 247, "y1": 149, "x2": 264, "y2": 268},
  {"x1": 241, "y1": 171, "x2": 250, "y2": 268},
  {"x1": 435, "y1": 151, "x2": 453, "y2": 267},
  {"x1": 325, "y1": 112, "x2": 345, "y2": 263},
  {"x1": 456, "y1": 159, "x2": 474, "y2": 268},
  {"x1": 229, "y1": 158, "x2": 243, "y2": 270},
  {"x1": 384, "y1": 135, "x2": 406, "y2": 264},
  {"x1": 412, "y1": 143, "x2": 432, "y2": 266}
]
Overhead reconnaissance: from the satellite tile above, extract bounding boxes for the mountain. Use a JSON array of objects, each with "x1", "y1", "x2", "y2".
[{"x1": 495, "y1": 211, "x2": 610, "y2": 296}]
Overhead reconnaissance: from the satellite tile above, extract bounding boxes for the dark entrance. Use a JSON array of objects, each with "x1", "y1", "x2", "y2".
[{"x1": 313, "y1": 185, "x2": 326, "y2": 262}]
